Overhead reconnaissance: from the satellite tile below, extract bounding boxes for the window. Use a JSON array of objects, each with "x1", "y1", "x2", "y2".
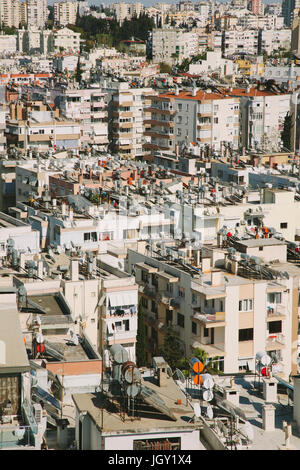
[
  {"x1": 239, "y1": 299, "x2": 253, "y2": 311},
  {"x1": 84, "y1": 232, "x2": 90, "y2": 241},
  {"x1": 280, "y1": 222, "x2": 288, "y2": 229},
  {"x1": 203, "y1": 327, "x2": 209, "y2": 337},
  {"x1": 123, "y1": 319, "x2": 130, "y2": 331},
  {"x1": 177, "y1": 312, "x2": 184, "y2": 328},
  {"x1": 178, "y1": 287, "x2": 185, "y2": 298},
  {"x1": 141, "y1": 270, "x2": 149, "y2": 282},
  {"x1": 192, "y1": 321, "x2": 197, "y2": 335},
  {"x1": 141, "y1": 296, "x2": 148, "y2": 308},
  {"x1": 91, "y1": 232, "x2": 97, "y2": 242},
  {"x1": 192, "y1": 293, "x2": 197, "y2": 304},
  {"x1": 151, "y1": 300, "x2": 158, "y2": 314},
  {"x1": 267, "y1": 292, "x2": 281, "y2": 304},
  {"x1": 269, "y1": 320, "x2": 282, "y2": 334},
  {"x1": 239, "y1": 328, "x2": 253, "y2": 341}
]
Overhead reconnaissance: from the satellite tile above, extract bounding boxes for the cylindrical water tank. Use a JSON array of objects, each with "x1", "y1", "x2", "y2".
[
  {"x1": 256, "y1": 351, "x2": 271, "y2": 366},
  {"x1": 190, "y1": 357, "x2": 204, "y2": 374},
  {"x1": 110, "y1": 344, "x2": 129, "y2": 364},
  {"x1": 122, "y1": 361, "x2": 141, "y2": 384},
  {"x1": 126, "y1": 383, "x2": 141, "y2": 398}
]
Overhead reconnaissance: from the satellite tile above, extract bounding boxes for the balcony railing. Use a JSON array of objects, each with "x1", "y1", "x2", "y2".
[{"x1": 267, "y1": 305, "x2": 285, "y2": 317}]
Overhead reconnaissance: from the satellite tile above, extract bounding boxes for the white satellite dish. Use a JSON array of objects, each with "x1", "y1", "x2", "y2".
[
  {"x1": 203, "y1": 389, "x2": 214, "y2": 402},
  {"x1": 240, "y1": 421, "x2": 254, "y2": 442},
  {"x1": 206, "y1": 405, "x2": 214, "y2": 420},
  {"x1": 35, "y1": 315, "x2": 41, "y2": 326},
  {"x1": 256, "y1": 351, "x2": 271, "y2": 366},
  {"x1": 202, "y1": 373, "x2": 214, "y2": 390},
  {"x1": 175, "y1": 368, "x2": 185, "y2": 384},
  {"x1": 35, "y1": 333, "x2": 44, "y2": 344},
  {"x1": 193, "y1": 402, "x2": 201, "y2": 418}
]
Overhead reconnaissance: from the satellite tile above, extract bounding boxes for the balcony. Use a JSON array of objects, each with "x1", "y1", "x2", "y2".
[
  {"x1": 266, "y1": 333, "x2": 286, "y2": 351},
  {"x1": 192, "y1": 340, "x2": 226, "y2": 358},
  {"x1": 192, "y1": 309, "x2": 225, "y2": 328},
  {"x1": 266, "y1": 304, "x2": 285, "y2": 321}
]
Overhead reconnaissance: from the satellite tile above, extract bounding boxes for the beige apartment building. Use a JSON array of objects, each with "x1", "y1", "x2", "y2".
[
  {"x1": 111, "y1": 83, "x2": 154, "y2": 159},
  {"x1": 0, "y1": 0, "x2": 47, "y2": 29},
  {"x1": 144, "y1": 89, "x2": 240, "y2": 155},
  {"x1": 128, "y1": 240, "x2": 300, "y2": 379},
  {"x1": 54, "y1": 0, "x2": 78, "y2": 26}
]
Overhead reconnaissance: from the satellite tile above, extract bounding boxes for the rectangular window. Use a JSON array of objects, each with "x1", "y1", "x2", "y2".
[
  {"x1": 84, "y1": 232, "x2": 90, "y2": 241},
  {"x1": 177, "y1": 312, "x2": 185, "y2": 328},
  {"x1": 192, "y1": 321, "x2": 197, "y2": 335},
  {"x1": 166, "y1": 309, "x2": 172, "y2": 325},
  {"x1": 239, "y1": 328, "x2": 253, "y2": 341},
  {"x1": 239, "y1": 299, "x2": 253, "y2": 311},
  {"x1": 204, "y1": 327, "x2": 209, "y2": 337},
  {"x1": 123, "y1": 319, "x2": 130, "y2": 331},
  {"x1": 280, "y1": 222, "x2": 287, "y2": 229},
  {"x1": 141, "y1": 296, "x2": 148, "y2": 308},
  {"x1": 269, "y1": 320, "x2": 282, "y2": 334}
]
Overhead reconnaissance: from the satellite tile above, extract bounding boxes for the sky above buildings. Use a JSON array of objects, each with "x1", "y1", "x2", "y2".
[{"x1": 46, "y1": 0, "x2": 278, "y2": 5}]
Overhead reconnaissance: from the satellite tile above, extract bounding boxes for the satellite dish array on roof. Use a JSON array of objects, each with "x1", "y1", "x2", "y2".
[{"x1": 189, "y1": 357, "x2": 214, "y2": 402}]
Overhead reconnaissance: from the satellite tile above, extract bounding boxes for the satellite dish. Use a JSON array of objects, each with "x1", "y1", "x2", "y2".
[
  {"x1": 256, "y1": 351, "x2": 271, "y2": 366},
  {"x1": 202, "y1": 373, "x2": 214, "y2": 390},
  {"x1": 193, "y1": 402, "x2": 201, "y2": 418},
  {"x1": 203, "y1": 389, "x2": 214, "y2": 402},
  {"x1": 35, "y1": 333, "x2": 44, "y2": 344},
  {"x1": 175, "y1": 368, "x2": 185, "y2": 384},
  {"x1": 206, "y1": 405, "x2": 214, "y2": 420},
  {"x1": 35, "y1": 315, "x2": 41, "y2": 326},
  {"x1": 14, "y1": 428, "x2": 26, "y2": 440}
]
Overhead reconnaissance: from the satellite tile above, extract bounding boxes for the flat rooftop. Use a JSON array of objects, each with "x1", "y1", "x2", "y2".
[
  {"x1": 236, "y1": 239, "x2": 286, "y2": 248},
  {"x1": 72, "y1": 374, "x2": 202, "y2": 435},
  {"x1": 27, "y1": 294, "x2": 68, "y2": 316}
]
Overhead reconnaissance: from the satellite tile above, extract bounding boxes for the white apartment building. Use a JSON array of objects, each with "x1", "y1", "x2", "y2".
[
  {"x1": 54, "y1": 0, "x2": 78, "y2": 26},
  {"x1": 151, "y1": 28, "x2": 198, "y2": 65},
  {"x1": 127, "y1": 242, "x2": 298, "y2": 379},
  {"x1": 0, "y1": 34, "x2": 17, "y2": 55},
  {"x1": 227, "y1": 87, "x2": 291, "y2": 150},
  {"x1": 53, "y1": 27, "x2": 81, "y2": 53},
  {"x1": 0, "y1": 212, "x2": 40, "y2": 256},
  {"x1": 222, "y1": 29, "x2": 291, "y2": 57},
  {"x1": 27, "y1": 0, "x2": 47, "y2": 29},
  {"x1": 0, "y1": 0, "x2": 27, "y2": 28},
  {"x1": 238, "y1": 13, "x2": 284, "y2": 29},
  {"x1": 111, "y1": 2, "x2": 144, "y2": 24},
  {"x1": 145, "y1": 89, "x2": 240, "y2": 154},
  {"x1": 58, "y1": 86, "x2": 109, "y2": 149}
]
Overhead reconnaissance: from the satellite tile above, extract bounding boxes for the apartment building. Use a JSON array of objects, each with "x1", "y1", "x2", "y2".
[
  {"x1": 0, "y1": 0, "x2": 27, "y2": 29},
  {"x1": 144, "y1": 89, "x2": 240, "y2": 155},
  {"x1": 0, "y1": 35, "x2": 17, "y2": 55},
  {"x1": 227, "y1": 87, "x2": 291, "y2": 151},
  {"x1": 53, "y1": 27, "x2": 81, "y2": 53},
  {"x1": 103, "y1": 81, "x2": 154, "y2": 159},
  {"x1": 111, "y1": 2, "x2": 144, "y2": 24},
  {"x1": 27, "y1": 0, "x2": 47, "y2": 29},
  {"x1": 282, "y1": 0, "x2": 300, "y2": 26},
  {"x1": 222, "y1": 29, "x2": 290, "y2": 57},
  {"x1": 54, "y1": 1, "x2": 78, "y2": 26},
  {"x1": 57, "y1": 86, "x2": 108, "y2": 149},
  {"x1": 127, "y1": 240, "x2": 299, "y2": 378},
  {"x1": 151, "y1": 28, "x2": 198, "y2": 65}
]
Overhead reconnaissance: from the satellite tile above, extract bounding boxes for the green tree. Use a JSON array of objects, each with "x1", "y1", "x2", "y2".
[
  {"x1": 136, "y1": 303, "x2": 147, "y2": 367},
  {"x1": 159, "y1": 62, "x2": 171, "y2": 74},
  {"x1": 161, "y1": 326, "x2": 184, "y2": 370},
  {"x1": 281, "y1": 112, "x2": 292, "y2": 150},
  {"x1": 75, "y1": 57, "x2": 82, "y2": 84}
]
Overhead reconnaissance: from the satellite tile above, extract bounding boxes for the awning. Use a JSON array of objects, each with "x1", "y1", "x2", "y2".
[{"x1": 108, "y1": 291, "x2": 137, "y2": 308}]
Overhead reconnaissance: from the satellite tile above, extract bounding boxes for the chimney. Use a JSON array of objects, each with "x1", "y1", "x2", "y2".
[
  {"x1": 70, "y1": 260, "x2": 79, "y2": 282},
  {"x1": 202, "y1": 257, "x2": 211, "y2": 272},
  {"x1": 61, "y1": 201, "x2": 67, "y2": 216},
  {"x1": 211, "y1": 269, "x2": 222, "y2": 286}
]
